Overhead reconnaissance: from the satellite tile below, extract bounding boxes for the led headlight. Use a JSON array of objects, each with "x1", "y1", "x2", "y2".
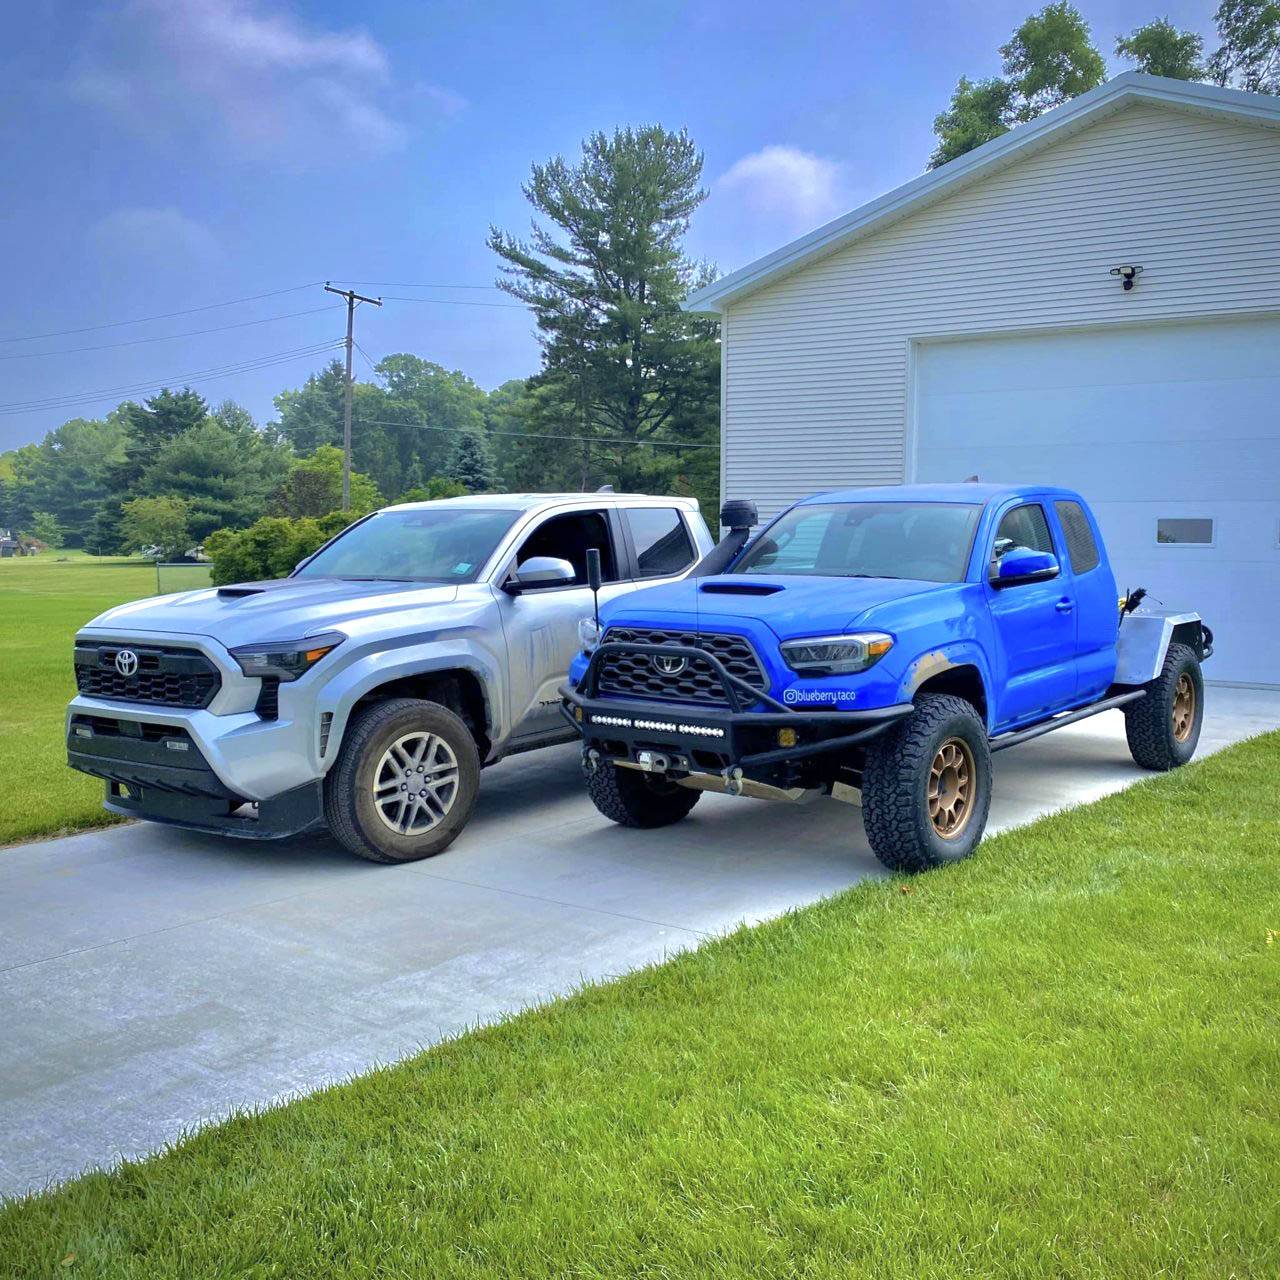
[
  {"x1": 230, "y1": 632, "x2": 345, "y2": 682},
  {"x1": 577, "y1": 616, "x2": 603, "y2": 654},
  {"x1": 780, "y1": 632, "x2": 894, "y2": 676}
]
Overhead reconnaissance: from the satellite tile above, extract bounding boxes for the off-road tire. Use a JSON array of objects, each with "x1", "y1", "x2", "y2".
[
  {"x1": 861, "y1": 693, "x2": 993, "y2": 874},
  {"x1": 1124, "y1": 642, "x2": 1203, "y2": 771},
  {"x1": 586, "y1": 759, "x2": 701, "y2": 829},
  {"x1": 324, "y1": 697, "x2": 481, "y2": 863}
]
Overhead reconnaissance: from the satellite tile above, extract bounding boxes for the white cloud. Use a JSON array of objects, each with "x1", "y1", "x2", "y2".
[
  {"x1": 717, "y1": 145, "x2": 848, "y2": 232},
  {"x1": 417, "y1": 83, "x2": 469, "y2": 117},
  {"x1": 69, "y1": 0, "x2": 415, "y2": 162},
  {"x1": 88, "y1": 207, "x2": 219, "y2": 263}
]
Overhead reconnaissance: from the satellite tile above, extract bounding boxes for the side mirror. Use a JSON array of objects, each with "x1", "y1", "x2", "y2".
[
  {"x1": 506, "y1": 555, "x2": 576, "y2": 594},
  {"x1": 992, "y1": 546, "x2": 1059, "y2": 588}
]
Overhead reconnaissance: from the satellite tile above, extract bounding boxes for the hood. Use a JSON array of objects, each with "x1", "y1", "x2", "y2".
[
  {"x1": 602, "y1": 574, "x2": 941, "y2": 641},
  {"x1": 82, "y1": 577, "x2": 463, "y2": 649}
]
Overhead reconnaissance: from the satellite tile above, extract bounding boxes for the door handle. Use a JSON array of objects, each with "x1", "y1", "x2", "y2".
[{"x1": 1055, "y1": 599, "x2": 1074, "y2": 613}]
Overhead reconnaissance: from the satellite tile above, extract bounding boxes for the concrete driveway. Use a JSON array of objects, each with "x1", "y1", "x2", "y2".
[{"x1": 3, "y1": 686, "x2": 1278, "y2": 1201}]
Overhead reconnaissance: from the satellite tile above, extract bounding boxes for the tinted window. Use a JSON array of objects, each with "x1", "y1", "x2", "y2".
[
  {"x1": 625, "y1": 508, "x2": 695, "y2": 577},
  {"x1": 992, "y1": 504, "x2": 1054, "y2": 572},
  {"x1": 734, "y1": 502, "x2": 981, "y2": 583},
  {"x1": 297, "y1": 507, "x2": 519, "y2": 582},
  {"x1": 1055, "y1": 500, "x2": 1100, "y2": 573},
  {"x1": 1157, "y1": 518, "x2": 1213, "y2": 545}
]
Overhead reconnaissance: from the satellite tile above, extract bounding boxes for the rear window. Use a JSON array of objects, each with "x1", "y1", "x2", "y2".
[
  {"x1": 1055, "y1": 500, "x2": 1100, "y2": 574},
  {"x1": 625, "y1": 508, "x2": 695, "y2": 577}
]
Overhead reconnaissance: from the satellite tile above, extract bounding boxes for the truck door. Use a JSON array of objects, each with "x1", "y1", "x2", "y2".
[
  {"x1": 984, "y1": 501, "x2": 1078, "y2": 727},
  {"x1": 1052, "y1": 499, "x2": 1119, "y2": 703}
]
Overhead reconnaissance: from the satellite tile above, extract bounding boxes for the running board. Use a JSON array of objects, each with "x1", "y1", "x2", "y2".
[{"x1": 989, "y1": 690, "x2": 1145, "y2": 753}]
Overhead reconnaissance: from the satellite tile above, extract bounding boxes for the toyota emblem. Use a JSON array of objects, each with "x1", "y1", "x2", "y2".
[
  {"x1": 653, "y1": 654, "x2": 687, "y2": 676},
  {"x1": 114, "y1": 649, "x2": 139, "y2": 678}
]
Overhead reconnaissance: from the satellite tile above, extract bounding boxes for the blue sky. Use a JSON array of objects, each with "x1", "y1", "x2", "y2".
[{"x1": 1, "y1": 0, "x2": 1217, "y2": 450}]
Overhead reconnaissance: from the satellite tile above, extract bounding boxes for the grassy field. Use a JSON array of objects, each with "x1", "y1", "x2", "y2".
[
  {"x1": 2, "y1": 731, "x2": 1277, "y2": 1278},
  {"x1": 0, "y1": 552, "x2": 210, "y2": 845}
]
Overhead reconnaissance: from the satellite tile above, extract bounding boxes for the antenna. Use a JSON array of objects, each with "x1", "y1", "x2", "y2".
[{"x1": 586, "y1": 547, "x2": 602, "y2": 630}]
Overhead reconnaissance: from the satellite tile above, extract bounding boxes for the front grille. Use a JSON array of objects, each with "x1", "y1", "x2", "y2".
[
  {"x1": 74, "y1": 643, "x2": 220, "y2": 709},
  {"x1": 597, "y1": 627, "x2": 767, "y2": 707}
]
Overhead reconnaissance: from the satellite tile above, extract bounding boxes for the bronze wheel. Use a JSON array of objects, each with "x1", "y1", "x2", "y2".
[
  {"x1": 1172, "y1": 672, "x2": 1195, "y2": 743},
  {"x1": 928, "y1": 737, "x2": 976, "y2": 840}
]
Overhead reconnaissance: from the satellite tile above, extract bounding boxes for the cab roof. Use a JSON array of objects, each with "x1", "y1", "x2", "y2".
[
  {"x1": 385, "y1": 492, "x2": 700, "y2": 514},
  {"x1": 795, "y1": 482, "x2": 1082, "y2": 506}
]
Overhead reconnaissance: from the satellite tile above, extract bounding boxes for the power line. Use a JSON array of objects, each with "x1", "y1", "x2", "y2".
[
  {"x1": 354, "y1": 415, "x2": 720, "y2": 452},
  {"x1": 352, "y1": 339, "x2": 379, "y2": 375},
  {"x1": 0, "y1": 282, "x2": 324, "y2": 346},
  {"x1": 0, "y1": 341, "x2": 343, "y2": 416},
  {"x1": 0, "y1": 305, "x2": 342, "y2": 362},
  {"x1": 381, "y1": 295, "x2": 529, "y2": 310},
  {"x1": 329, "y1": 280, "x2": 500, "y2": 290}
]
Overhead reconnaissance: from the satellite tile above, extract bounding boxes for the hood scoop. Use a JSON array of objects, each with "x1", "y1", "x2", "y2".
[
  {"x1": 215, "y1": 580, "x2": 293, "y2": 598},
  {"x1": 699, "y1": 580, "x2": 783, "y2": 597}
]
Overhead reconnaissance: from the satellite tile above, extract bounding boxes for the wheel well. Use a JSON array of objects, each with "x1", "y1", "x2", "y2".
[
  {"x1": 914, "y1": 664, "x2": 988, "y2": 724},
  {"x1": 350, "y1": 669, "x2": 491, "y2": 757}
]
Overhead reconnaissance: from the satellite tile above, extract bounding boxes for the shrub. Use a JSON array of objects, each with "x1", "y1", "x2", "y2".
[{"x1": 205, "y1": 511, "x2": 360, "y2": 586}]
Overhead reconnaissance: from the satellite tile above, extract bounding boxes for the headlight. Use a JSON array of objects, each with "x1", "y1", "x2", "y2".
[
  {"x1": 578, "y1": 616, "x2": 603, "y2": 654},
  {"x1": 780, "y1": 632, "x2": 894, "y2": 675},
  {"x1": 230, "y1": 632, "x2": 345, "y2": 682}
]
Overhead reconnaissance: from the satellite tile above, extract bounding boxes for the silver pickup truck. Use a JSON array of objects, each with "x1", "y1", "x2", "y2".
[{"x1": 67, "y1": 493, "x2": 713, "y2": 862}]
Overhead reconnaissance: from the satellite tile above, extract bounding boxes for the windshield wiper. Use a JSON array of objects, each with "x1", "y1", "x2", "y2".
[{"x1": 842, "y1": 573, "x2": 904, "y2": 580}]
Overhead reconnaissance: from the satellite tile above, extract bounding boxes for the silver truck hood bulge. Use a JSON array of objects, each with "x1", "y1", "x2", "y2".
[{"x1": 82, "y1": 577, "x2": 463, "y2": 648}]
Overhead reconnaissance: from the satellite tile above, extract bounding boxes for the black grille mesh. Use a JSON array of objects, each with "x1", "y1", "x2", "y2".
[
  {"x1": 597, "y1": 627, "x2": 766, "y2": 706},
  {"x1": 75, "y1": 645, "x2": 220, "y2": 709}
]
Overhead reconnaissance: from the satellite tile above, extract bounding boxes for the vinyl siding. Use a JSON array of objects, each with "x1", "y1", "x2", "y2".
[{"x1": 721, "y1": 104, "x2": 1280, "y2": 518}]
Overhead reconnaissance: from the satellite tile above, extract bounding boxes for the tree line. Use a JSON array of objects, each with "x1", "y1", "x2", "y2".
[
  {"x1": 0, "y1": 125, "x2": 721, "y2": 564},
  {"x1": 931, "y1": 0, "x2": 1280, "y2": 168}
]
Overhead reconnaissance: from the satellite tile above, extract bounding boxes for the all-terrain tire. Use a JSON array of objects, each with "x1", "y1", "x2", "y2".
[
  {"x1": 586, "y1": 758, "x2": 702, "y2": 828},
  {"x1": 324, "y1": 697, "x2": 481, "y2": 863},
  {"x1": 1124, "y1": 642, "x2": 1203, "y2": 771},
  {"x1": 861, "y1": 693, "x2": 993, "y2": 874}
]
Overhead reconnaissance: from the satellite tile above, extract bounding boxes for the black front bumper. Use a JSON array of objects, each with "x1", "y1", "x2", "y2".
[
  {"x1": 561, "y1": 641, "x2": 913, "y2": 773},
  {"x1": 67, "y1": 713, "x2": 322, "y2": 839}
]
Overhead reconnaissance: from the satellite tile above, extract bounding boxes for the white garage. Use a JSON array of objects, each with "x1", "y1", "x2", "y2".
[
  {"x1": 912, "y1": 318, "x2": 1280, "y2": 683},
  {"x1": 687, "y1": 72, "x2": 1280, "y2": 686}
]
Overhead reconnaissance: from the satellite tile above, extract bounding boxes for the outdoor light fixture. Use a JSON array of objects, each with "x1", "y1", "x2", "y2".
[{"x1": 1109, "y1": 264, "x2": 1144, "y2": 291}]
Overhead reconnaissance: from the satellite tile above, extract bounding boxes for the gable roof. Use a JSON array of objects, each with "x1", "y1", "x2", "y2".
[{"x1": 685, "y1": 72, "x2": 1280, "y2": 314}]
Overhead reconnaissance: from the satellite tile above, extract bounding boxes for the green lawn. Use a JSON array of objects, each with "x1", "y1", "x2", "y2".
[
  {"x1": 0, "y1": 552, "x2": 210, "y2": 844},
  {"x1": 2, "y1": 732, "x2": 1277, "y2": 1278}
]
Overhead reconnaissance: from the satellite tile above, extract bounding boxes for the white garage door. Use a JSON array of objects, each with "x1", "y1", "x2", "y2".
[{"x1": 913, "y1": 316, "x2": 1280, "y2": 685}]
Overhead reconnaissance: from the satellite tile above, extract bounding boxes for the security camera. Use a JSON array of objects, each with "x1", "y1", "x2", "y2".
[{"x1": 1109, "y1": 264, "x2": 1143, "y2": 291}]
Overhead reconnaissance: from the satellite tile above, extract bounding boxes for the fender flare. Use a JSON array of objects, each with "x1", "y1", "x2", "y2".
[{"x1": 316, "y1": 640, "x2": 504, "y2": 769}]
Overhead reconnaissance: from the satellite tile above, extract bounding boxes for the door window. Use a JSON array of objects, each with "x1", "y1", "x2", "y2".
[
  {"x1": 514, "y1": 510, "x2": 618, "y2": 586},
  {"x1": 991, "y1": 504, "x2": 1055, "y2": 577},
  {"x1": 1054, "y1": 501, "x2": 1100, "y2": 574},
  {"x1": 625, "y1": 507, "x2": 695, "y2": 577}
]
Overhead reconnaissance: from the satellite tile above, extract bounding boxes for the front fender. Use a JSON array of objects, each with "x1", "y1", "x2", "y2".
[
  {"x1": 898, "y1": 640, "x2": 996, "y2": 733},
  {"x1": 316, "y1": 639, "x2": 506, "y2": 768}
]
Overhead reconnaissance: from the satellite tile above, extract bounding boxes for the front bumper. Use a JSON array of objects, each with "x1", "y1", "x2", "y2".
[
  {"x1": 562, "y1": 641, "x2": 913, "y2": 774},
  {"x1": 67, "y1": 711, "x2": 323, "y2": 839}
]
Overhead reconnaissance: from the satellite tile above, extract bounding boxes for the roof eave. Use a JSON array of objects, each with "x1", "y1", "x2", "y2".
[{"x1": 684, "y1": 72, "x2": 1280, "y2": 315}]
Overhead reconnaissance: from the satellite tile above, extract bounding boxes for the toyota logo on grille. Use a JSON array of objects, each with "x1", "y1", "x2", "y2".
[
  {"x1": 114, "y1": 649, "x2": 139, "y2": 678},
  {"x1": 652, "y1": 654, "x2": 687, "y2": 676}
]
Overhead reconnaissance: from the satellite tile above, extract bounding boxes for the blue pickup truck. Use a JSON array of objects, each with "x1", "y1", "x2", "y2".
[{"x1": 563, "y1": 484, "x2": 1212, "y2": 872}]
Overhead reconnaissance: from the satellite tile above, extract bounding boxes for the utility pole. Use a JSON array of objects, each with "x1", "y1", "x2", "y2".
[{"x1": 324, "y1": 282, "x2": 382, "y2": 510}]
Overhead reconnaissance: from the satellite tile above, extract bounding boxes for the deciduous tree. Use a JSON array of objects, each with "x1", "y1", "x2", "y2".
[{"x1": 1116, "y1": 18, "x2": 1206, "y2": 78}]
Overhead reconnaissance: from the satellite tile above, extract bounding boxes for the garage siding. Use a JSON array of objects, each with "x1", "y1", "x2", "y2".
[{"x1": 721, "y1": 104, "x2": 1280, "y2": 518}]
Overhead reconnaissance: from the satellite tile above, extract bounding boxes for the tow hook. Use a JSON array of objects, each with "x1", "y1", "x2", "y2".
[
  {"x1": 722, "y1": 766, "x2": 745, "y2": 797},
  {"x1": 583, "y1": 747, "x2": 600, "y2": 774}
]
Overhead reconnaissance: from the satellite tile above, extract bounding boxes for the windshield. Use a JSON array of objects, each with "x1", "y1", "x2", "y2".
[
  {"x1": 296, "y1": 507, "x2": 521, "y2": 583},
  {"x1": 734, "y1": 502, "x2": 981, "y2": 583}
]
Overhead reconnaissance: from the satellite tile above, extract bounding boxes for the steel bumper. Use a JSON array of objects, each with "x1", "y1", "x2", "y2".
[{"x1": 561, "y1": 641, "x2": 914, "y2": 772}]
